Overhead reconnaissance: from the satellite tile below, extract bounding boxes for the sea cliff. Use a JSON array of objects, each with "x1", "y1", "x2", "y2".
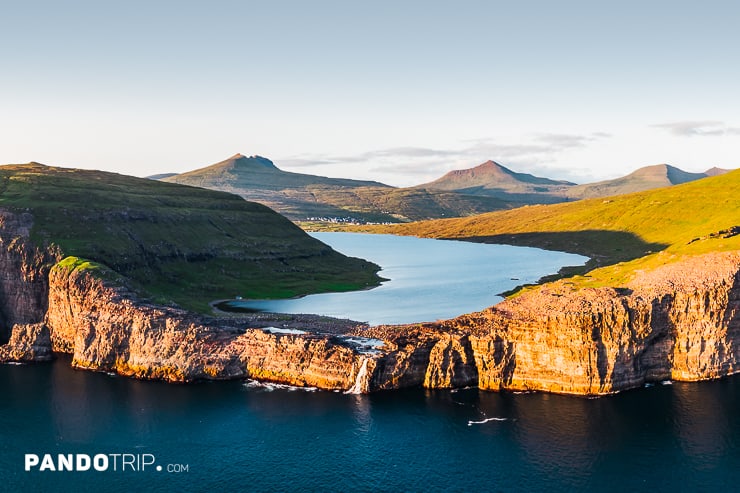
[{"x1": 1, "y1": 208, "x2": 738, "y2": 395}]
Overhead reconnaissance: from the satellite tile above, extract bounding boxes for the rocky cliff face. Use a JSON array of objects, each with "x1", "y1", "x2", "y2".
[
  {"x1": 0, "y1": 211, "x2": 61, "y2": 342},
  {"x1": 435, "y1": 251, "x2": 740, "y2": 394},
  {"x1": 1, "y1": 206, "x2": 739, "y2": 395}
]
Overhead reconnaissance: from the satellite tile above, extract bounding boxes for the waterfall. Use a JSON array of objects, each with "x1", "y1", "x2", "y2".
[{"x1": 346, "y1": 358, "x2": 370, "y2": 394}]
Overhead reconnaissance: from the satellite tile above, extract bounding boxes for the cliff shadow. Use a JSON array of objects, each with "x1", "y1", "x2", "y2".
[
  {"x1": 720, "y1": 270, "x2": 740, "y2": 366},
  {"x1": 459, "y1": 230, "x2": 668, "y2": 278}
]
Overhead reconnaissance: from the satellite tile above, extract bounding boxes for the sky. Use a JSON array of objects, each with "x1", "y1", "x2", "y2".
[{"x1": 2, "y1": 0, "x2": 739, "y2": 187}]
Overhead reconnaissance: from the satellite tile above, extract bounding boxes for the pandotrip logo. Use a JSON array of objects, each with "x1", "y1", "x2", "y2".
[{"x1": 24, "y1": 453, "x2": 189, "y2": 473}]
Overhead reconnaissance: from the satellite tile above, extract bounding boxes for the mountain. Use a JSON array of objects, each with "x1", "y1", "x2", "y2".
[
  {"x1": 0, "y1": 162, "x2": 381, "y2": 315},
  {"x1": 160, "y1": 155, "x2": 734, "y2": 223},
  {"x1": 379, "y1": 168, "x2": 740, "y2": 282},
  {"x1": 416, "y1": 160, "x2": 576, "y2": 203},
  {"x1": 163, "y1": 153, "x2": 389, "y2": 191},
  {"x1": 146, "y1": 172, "x2": 178, "y2": 180},
  {"x1": 704, "y1": 167, "x2": 731, "y2": 177},
  {"x1": 565, "y1": 163, "x2": 723, "y2": 199},
  {"x1": 161, "y1": 154, "x2": 512, "y2": 222}
]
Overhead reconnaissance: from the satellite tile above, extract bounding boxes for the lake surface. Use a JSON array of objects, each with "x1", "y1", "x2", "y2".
[
  {"x1": 2, "y1": 358, "x2": 738, "y2": 492},
  {"x1": 222, "y1": 233, "x2": 588, "y2": 324}
]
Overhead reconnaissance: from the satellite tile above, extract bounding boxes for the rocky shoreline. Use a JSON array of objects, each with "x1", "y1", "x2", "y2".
[{"x1": 1, "y1": 209, "x2": 738, "y2": 395}]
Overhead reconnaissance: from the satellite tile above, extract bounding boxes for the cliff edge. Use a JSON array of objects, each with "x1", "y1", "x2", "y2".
[
  {"x1": 1, "y1": 164, "x2": 739, "y2": 395},
  {"x1": 2, "y1": 214, "x2": 738, "y2": 394}
]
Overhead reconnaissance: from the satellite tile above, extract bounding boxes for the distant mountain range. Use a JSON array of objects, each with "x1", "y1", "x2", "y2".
[
  {"x1": 157, "y1": 154, "x2": 732, "y2": 222},
  {"x1": 161, "y1": 154, "x2": 511, "y2": 222}
]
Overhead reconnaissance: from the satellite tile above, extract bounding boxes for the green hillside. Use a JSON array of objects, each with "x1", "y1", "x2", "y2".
[
  {"x1": 0, "y1": 163, "x2": 382, "y2": 312},
  {"x1": 374, "y1": 169, "x2": 740, "y2": 288}
]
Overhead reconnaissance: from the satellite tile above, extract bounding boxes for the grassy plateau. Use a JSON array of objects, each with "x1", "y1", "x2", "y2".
[{"x1": 0, "y1": 163, "x2": 382, "y2": 312}]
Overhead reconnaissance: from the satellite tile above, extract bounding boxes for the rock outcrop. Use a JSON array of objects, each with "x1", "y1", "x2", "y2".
[
  {"x1": 0, "y1": 323, "x2": 53, "y2": 362},
  {"x1": 0, "y1": 211, "x2": 61, "y2": 342},
  {"x1": 1, "y1": 205, "x2": 739, "y2": 395}
]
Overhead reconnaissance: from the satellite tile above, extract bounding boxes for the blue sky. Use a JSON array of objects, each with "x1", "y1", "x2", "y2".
[{"x1": 2, "y1": 1, "x2": 739, "y2": 186}]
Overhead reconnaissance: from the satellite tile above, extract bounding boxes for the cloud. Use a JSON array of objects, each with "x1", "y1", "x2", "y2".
[
  {"x1": 651, "y1": 121, "x2": 740, "y2": 137},
  {"x1": 277, "y1": 132, "x2": 611, "y2": 185},
  {"x1": 278, "y1": 158, "x2": 338, "y2": 168}
]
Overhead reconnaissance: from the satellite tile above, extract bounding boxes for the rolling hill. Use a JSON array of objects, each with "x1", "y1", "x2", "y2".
[
  {"x1": 161, "y1": 154, "x2": 511, "y2": 222},
  {"x1": 372, "y1": 168, "x2": 740, "y2": 288},
  {"x1": 0, "y1": 162, "x2": 382, "y2": 312},
  {"x1": 565, "y1": 163, "x2": 729, "y2": 199}
]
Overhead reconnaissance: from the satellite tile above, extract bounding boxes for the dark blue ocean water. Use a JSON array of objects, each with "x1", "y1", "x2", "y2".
[{"x1": 1, "y1": 358, "x2": 738, "y2": 492}]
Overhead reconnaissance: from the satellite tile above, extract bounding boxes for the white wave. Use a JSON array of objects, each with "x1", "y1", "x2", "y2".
[
  {"x1": 340, "y1": 336, "x2": 385, "y2": 355},
  {"x1": 262, "y1": 327, "x2": 307, "y2": 335},
  {"x1": 243, "y1": 379, "x2": 317, "y2": 392},
  {"x1": 467, "y1": 417, "x2": 508, "y2": 426},
  {"x1": 661, "y1": 380, "x2": 673, "y2": 386},
  {"x1": 6, "y1": 361, "x2": 25, "y2": 366}
]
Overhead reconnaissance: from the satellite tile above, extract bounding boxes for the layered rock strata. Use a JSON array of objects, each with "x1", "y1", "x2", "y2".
[{"x1": 0, "y1": 207, "x2": 738, "y2": 395}]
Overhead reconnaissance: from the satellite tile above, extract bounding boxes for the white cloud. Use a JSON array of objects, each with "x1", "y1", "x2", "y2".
[
  {"x1": 651, "y1": 121, "x2": 740, "y2": 137},
  {"x1": 276, "y1": 132, "x2": 612, "y2": 186}
]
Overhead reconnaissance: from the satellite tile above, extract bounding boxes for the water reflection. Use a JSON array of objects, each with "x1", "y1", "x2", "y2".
[{"x1": 672, "y1": 381, "x2": 734, "y2": 471}]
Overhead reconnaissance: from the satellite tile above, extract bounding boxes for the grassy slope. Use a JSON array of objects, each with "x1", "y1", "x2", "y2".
[
  {"x1": 0, "y1": 163, "x2": 382, "y2": 312},
  {"x1": 370, "y1": 169, "x2": 740, "y2": 289}
]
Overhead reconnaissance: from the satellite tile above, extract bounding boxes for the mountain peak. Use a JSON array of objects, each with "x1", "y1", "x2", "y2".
[
  {"x1": 416, "y1": 159, "x2": 575, "y2": 202},
  {"x1": 225, "y1": 154, "x2": 278, "y2": 170},
  {"x1": 628, "y1": 164, "x2": 707, "y2": 185},
  {"x1": 705, "y1": 167, "x2": 731, "y2": 177}
]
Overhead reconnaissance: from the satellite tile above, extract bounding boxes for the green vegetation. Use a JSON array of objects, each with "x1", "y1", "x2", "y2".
[
  {"x1": 370, "y1": 169, "x2": 740, "y2": 290},
  {"x1": 0, "y1": 163, "x2": 382, "y2": 312}
]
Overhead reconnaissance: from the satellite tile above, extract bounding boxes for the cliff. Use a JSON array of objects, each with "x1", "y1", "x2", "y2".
[
  {"x1": 440, "y1": 251, "x2": 740, "y2": 394},
  {"x1": 0, "y1": 211, "x2": 61, "y2": 342},
  {"x1": 1, "y1": 208, "x2": 739, "y2": 395}
]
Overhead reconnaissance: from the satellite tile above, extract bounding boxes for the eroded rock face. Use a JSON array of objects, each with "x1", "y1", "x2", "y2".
[
  {"x1": 0, "y1": 207, "x2": 739, "y2": 396},
  {"x1": 0, "y1": 211, "x2": 61, "y2": 342},
  {"x1": 0, "y1": 323, "x2": 53, "y2": 362},
  {"x1": 438, "y1": 252, "x2": 740, "y2": 394}
]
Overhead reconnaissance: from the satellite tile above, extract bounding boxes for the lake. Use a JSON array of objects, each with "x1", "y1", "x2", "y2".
[
  {"x1": 220, "y1": 232, "x2": 588, "y2": 324},
  {"x1": 2, "y1": 358, "x2": 738, "y2": 492}
]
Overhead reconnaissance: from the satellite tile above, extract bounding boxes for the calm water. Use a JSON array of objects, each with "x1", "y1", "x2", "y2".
[
  {"x1": 223, "y1": 233, "x2": 587, "y2": 324},
  {"x1": 1, "y1": 359, "x2": 738, "y2": 492}
]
